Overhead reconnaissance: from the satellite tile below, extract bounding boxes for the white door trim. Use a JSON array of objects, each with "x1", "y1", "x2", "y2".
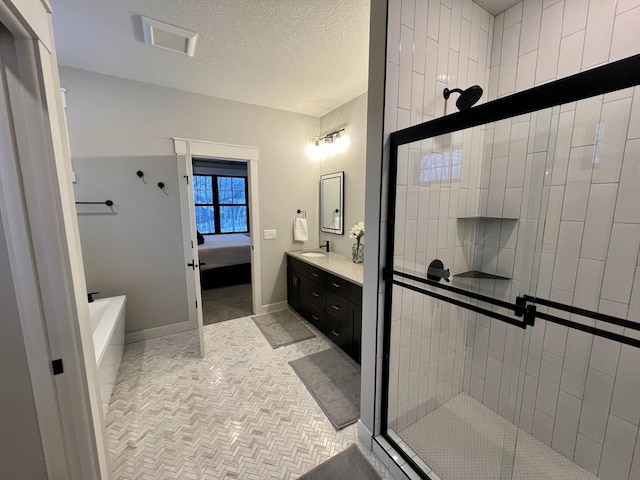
[
  {"x1": 0, "y1": 1, "x2": 109, "y2": 478},
  {"x1": 173, "y1": 138, "x2": 262, "y2": 316}
]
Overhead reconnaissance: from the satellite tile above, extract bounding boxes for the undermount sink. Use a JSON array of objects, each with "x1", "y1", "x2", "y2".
[{"x1": 300, "y1": 251, "x2": 326, "y2": 258}]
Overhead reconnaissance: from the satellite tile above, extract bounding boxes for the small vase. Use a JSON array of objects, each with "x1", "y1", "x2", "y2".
[{"x1": 352, "y1": 242, "x2": 364, "y2": 263}]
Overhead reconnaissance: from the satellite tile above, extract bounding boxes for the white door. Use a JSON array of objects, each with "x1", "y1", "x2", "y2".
[
  {"x1": 177, "y1": 149, "x2": 205, "y2": 357},
  {"x1": 0, "y1": 7, "x2": 109, "y2": 478}
]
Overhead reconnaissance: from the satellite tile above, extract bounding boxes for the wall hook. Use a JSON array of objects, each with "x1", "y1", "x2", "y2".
[
  {"x1": 136, "y1": 170, "x2": 147, "y2": 184},
  {"x1": 158, "y1": 182, "x2": 169, "y2": 196}
]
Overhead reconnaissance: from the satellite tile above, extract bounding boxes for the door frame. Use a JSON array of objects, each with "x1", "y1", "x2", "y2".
[
  {"x1": 0, "y1": 1, "x2": 109, "y2": 478},
  {"x1": 174, "y1": 138, "x2": 262, "y2": 337}
]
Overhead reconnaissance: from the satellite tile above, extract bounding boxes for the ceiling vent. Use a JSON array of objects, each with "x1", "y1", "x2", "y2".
[{"x1": 141, "y1": 16, "x2": 197, "y2": 57}]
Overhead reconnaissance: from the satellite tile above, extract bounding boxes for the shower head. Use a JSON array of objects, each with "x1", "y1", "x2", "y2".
[{"x1": 443, "y1": 85, "x2": 484, "y2": 111}]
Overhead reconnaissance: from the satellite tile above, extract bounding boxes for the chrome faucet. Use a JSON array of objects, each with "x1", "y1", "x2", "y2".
[{"x1": 319, "y1": 240, "x2": 330, "y2": 253}]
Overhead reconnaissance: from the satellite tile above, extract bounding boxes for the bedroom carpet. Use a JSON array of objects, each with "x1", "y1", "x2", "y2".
[
  {"x1": 297, "y1": 444, "x2": 382, "y2": 480},
  {"x1": 289, "y1": 348, "x2": 361, "y2": 430},
  {"x1": 251, "y1": 310, "x2": 315, "y2": 348},
  {"x1": 202, "y1": 283, "x2": 253, "y2": 325}
]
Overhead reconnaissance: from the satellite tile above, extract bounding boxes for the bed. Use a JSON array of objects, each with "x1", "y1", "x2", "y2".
[{"x1": 198, "y1": 233, "x2": 251, "y2": 288}]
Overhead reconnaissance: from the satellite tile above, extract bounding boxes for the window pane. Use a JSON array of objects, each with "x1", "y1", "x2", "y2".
[
  {"x1": 217, "y1": 177, "x2": 232, "y2": 204},
  {"x1": 193, "y1": 175, "x2": 213, "y2": 204},
  {"x1": 218, "y1": 188, "x2": 233, "y2": 204},
  {"x1": 219, "y1": 206, "x2": 247, "y2": 233},
  {"x1": 218, "y1": 177, "x2": 231, "y2": 191},
  {"x1": 195, "y1": 206, "x2": 216, "y2": 234},
  {"x1": 232, "y1": 178, "x2": 246, "y2": 204},
  {"x1": 218, "y1": 176, "x2": 246, "y2": 205}
]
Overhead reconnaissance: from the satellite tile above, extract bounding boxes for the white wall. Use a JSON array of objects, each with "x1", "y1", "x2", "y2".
[
  {"x1": 62, "y1": 67, "x2": 321, "y2": 335},
  {"x1": 0, "y1": 209, "x2": 47, "y2": 480},
  {"x1": 319, "y1": 93, "x2": 368, "y2": 257}
]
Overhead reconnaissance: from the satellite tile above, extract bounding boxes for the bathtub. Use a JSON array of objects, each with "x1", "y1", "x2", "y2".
[{"x1": 89, "y1": 295, "x2": 126, "y2": 416}]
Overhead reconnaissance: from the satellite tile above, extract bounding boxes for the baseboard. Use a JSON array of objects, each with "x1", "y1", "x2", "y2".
[
  {"x1": 125, "y1": 320, "x2": 196, "y2": 344},
  {"x1": 357, "y1": 420, "x2": 373, "y2": 449},
  {"x1": 254, "y1": 301, "x2": 287, "y2": 315}
]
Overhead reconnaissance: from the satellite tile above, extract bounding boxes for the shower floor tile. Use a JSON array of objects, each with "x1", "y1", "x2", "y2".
[
  {"x1": 105, "y1": 314, "x2": 390, "y2": 479},
  {"x1": 398, "y1": 393, "x2": 597, "y2": 480}
]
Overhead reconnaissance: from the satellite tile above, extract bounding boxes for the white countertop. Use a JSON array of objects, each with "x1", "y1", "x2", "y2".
[{"x1": 286, "y1": 250, "x2": 363, "y2": 286}]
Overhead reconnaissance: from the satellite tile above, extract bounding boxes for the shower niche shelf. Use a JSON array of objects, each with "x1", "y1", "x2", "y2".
[{"x1": 454, "y1": 270, "x2": 511, "y2": 280}]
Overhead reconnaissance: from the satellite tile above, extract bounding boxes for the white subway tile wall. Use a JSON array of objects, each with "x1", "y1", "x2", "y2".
[{"x1": 384, "y1": 0, "x2": 640, "y2": 479}]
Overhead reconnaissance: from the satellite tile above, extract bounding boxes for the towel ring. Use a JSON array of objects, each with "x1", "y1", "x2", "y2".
[{"x1": 297, "y1": 209, "x2": 307, "y2": 218}]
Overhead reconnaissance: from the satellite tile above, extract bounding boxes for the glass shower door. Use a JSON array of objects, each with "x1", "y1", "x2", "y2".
[
  {"x1": 382, "y1": 99, "x2": 561, "y2": 478},
  {"x1": 382, "y1": 55, "x2": 640, "y2": 480}
]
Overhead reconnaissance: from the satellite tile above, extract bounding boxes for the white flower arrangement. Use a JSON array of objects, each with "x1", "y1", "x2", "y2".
[{"x1": 349, "y1": 221, "x2": 365, "y2": 244}]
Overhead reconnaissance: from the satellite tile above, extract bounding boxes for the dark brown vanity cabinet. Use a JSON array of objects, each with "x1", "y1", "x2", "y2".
[{"x1": 287, "y1": 256, "x2": 362, "y2": 364}]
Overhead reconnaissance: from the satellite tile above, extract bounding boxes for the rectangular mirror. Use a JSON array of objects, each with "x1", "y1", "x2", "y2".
[{"x1": 320, "y1": 171, "x2": 344, "y2": 234}]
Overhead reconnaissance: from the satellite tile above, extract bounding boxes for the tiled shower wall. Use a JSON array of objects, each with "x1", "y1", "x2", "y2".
[
  {"x1": 384, "y1": 0, "x2": 640, "y2": 478},
  {"x1": 478, "y1": 1, "x2": 640, "y2": 478},
  {"x1": 385, "y1": 0, "x2": 494, "y2": 432}
]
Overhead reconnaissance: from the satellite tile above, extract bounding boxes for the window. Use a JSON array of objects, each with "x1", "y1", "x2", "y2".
[{"x1": 193, "y1": 175, "x2": 249, "y2": 234}]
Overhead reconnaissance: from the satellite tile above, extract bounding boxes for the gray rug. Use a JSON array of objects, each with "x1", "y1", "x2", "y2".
[
  {"x1": 289, "y1": 348, "x2": 360, "y2": 429},
  {"x1": 298, "y1": 444, "x2": 382, "y2": 480},
  {"x1": 251, "y1": 310, "x2": 315, "y2": 348},
  {"x1": 202, "y1": 283, "x2": 253, "y2": 325}
]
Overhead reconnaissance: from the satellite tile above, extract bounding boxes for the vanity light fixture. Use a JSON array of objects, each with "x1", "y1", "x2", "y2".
[{"x1": 307, "y1": 128, "x2": 350, "y2": 160}]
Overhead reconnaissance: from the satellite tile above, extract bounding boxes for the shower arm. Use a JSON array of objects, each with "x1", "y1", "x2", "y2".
[{"x1": 443, "y1": 88, "x2": 464, "y2": 99}]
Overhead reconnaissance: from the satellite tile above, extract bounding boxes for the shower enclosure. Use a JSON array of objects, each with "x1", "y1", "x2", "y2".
[{"x1": 382, "y1": 55, "x2": 640, "y2": 480}]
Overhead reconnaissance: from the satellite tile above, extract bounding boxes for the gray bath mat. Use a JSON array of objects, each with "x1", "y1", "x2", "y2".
[
  {"x1": 298, "y1": 444, "x2": 382, "y2": 480},
  {"x1": 289, "y1": 348, "x2": 360, "y2": 429},
  {"x1": 251, "y1": 310, "x2": 315, "y2": 348}
]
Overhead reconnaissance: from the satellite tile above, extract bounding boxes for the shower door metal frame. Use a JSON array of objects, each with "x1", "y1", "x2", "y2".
[{"x1": 381, "y1": 54, "x2": 640, "y2": 479}]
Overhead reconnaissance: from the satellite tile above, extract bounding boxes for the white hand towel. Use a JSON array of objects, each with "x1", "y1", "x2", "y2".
[{"x1": 294, "y1": 217, "x2": 308, "y2": 241}]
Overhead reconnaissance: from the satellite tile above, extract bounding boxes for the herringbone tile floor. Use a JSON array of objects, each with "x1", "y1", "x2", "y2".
[{"x1": 105, "y1": 313, "x2": 390, "y2": 479}]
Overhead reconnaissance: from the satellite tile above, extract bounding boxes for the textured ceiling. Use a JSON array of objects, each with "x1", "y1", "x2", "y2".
[{"x1": 50, "y1": 0, "x2": 370, "y2": 117}]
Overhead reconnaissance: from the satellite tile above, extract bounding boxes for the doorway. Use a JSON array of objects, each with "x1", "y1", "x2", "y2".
[
  {"x1": 174, "y1": 138, "x2": 261, "y2": 355},
  {"x1": 192, "y1": 157, "x2": 254, "y2": 324}
]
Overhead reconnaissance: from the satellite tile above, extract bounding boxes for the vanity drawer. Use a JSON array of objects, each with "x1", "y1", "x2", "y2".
[
  {"x1": 350, "y1": 285, "x2": 362, "y2": 306},
  {"x1": 326, "y1": 314, "x2": 353, "y2": 352},
  {"x1": 326, "y1": 291, "x2": 353, "y2": 326},
  {"x1": 326, "y1": 273, "x2": 350, "y2": 299},
  {"x1": 307, "y1": 265, "x2": 326, "y2": 283},
  {"x1": 307, "y1": 281, "x2": 326, "y2": 309},
  {"x1": 305, "y1": 303, "x2": 326, "y2": 333},
  {"x1": 288, "y1": 256, "x2": 307, "y2": 276}
]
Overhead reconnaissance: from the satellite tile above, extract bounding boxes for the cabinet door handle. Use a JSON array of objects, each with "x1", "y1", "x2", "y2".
[
  {"x1": 312, "y1": 272, "x2": 320, "y2": 277},
  {"x1": 292, "y1": 276, "x2": 297, "y2": 286},
  {"x1": 332, "y1": 282, "x2": 342, "y2": 288},
  {"x1": 331, "y1": 329, "x2": 341, "y2": 337},
  {"x1": 312, "y1": 315, "x2": 320, "y2": 321},
  {"x1": 312, "y1": 292, "x2": 320, "y2": 297},
  {"x1": 332, "y1": 304, "x2": 341, "y2": 311}
]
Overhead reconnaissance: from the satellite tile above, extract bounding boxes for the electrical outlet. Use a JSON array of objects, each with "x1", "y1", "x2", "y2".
[{"x1": 264, "y1": 229, "x2": 277, "y2": 240}]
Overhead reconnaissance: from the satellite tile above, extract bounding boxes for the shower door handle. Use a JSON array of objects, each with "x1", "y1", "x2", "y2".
[{"x1": 187, "y1": 260, "x2": 196, "y2": 270}]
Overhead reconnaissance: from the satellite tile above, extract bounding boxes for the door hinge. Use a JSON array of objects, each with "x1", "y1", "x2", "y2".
[
  {"x1": 183, "y1": 175, "x2": 189, "y2": 184},
  {"x1": 191, "y1": 240, "x2": 193, "y2": 248},
  {"x1": 195, "y1": 299, "x2": 198, "y2": 309},
  {"x1": 52, "y1": 359, "x2": 64, "y2": 375}
]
